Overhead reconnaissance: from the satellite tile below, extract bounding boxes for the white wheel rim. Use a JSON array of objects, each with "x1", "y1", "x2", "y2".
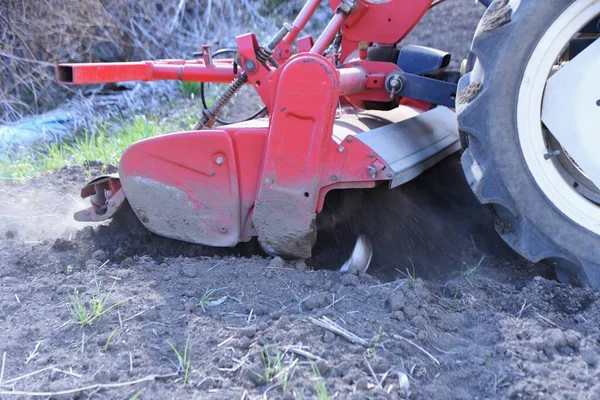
[{"x1": 517, "y1": 0, "x2": 600, "y2": 236}]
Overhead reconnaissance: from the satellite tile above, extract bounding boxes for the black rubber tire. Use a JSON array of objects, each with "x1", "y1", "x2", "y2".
[{"x1": 457, "y1": 0, "x2": 600, "y2": 287}]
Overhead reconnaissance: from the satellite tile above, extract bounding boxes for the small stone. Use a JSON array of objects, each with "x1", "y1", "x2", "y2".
[
  {"x1": 303, "y1": 292, "x2": 330, "y2": 311},
  {"x1": 183, "y1": 289, "x2": 198, "y2": 298},
  {"x1": 246, "y1": 304, "x2": 269, "y2": 317},
  {"x1": 565, "y1": 330, "x2": 582, "y2": 350},
  {"x1": 85, "y1": 259, "x2": 102, "y2": 269},
  {"x1": 364, "y1": 355, "x2": 390, "y2": 374},
  {"x1": 244, "y1": 363, "x2": 266, "y2": 387},
  {"x1": 268, "y1": 257, "x2": 286, "y2": 269},
  {"x1": 582, "y1": 350, "x2": 599, "y2": 366},
  {"x1": 277, "y1": 316, "x2": 290, "y2": 328},
  {"x1": 265, "y1": 270, "x2": 273, "y2": 279},
  {"x1": 295, "y1": 260, "x2": 308, "y2": 271},
  {"x1": 343, "y1": 368, "x2": 362, "y2": 384},
  {"x1": 121, "y1": 258, "x2": 134, "y2": 268},
  {"x1": 399, "y1": 329, "x2": 417, "y2": 339},
  {"x1": 94, "y1": 370, "x2": 109, "y2": 383},
  {"x1": 356, "y1": 377, "x2": 369, "y2": 390},
  {"x1": 238, "y1": 337, "x2": 252, "y2": 349},
  {"x1": 5, "y1": 230, "x2": 16, "y2": 239},
  {"x1": 92, "y1": 249, "x2": 107, "y2": 261},
  {"x1": 52, "y1": 238, "x2": 74, "y2": 251},
  {"x1": 269, "y1": 310, "x2": 285, "y2": 321},
  {"x1": 403, "y1": 304, "x2": 419, "y2": 319},
  {"x1": 411, "y1": 315, "x2": 427, "y2": 329},
  {"x1": 388, "y1": 292, "x2": 406, "y2": 311},
  {"x1": 184, "y1": 301, "x2": 196, "y2": 313},
  {"x1": 199, "y1": 378, "x2": 212, "y2": 390},
  {"x1": 114, "y1": 247, "x2": 123, "y2": 258},
  {"x1": 349, "y1": 345, "x2": 363, "y2": 354},
  {"x1": 323, "y1": 331, "x2": 335, "y2": 343},
  {"x1": 221, "y1": 379, "x2": 233, "y2": 389},
  {"x1": 543, "y1": 329, "x2": 567, "y2": 351},
  {"x1": 163, "y1": 274, "x2": 171, "y2": 281},
  {"x1": 316, "y1": 360, "x2": 330, "y2": 376},
  {"x1": 97, "y1": 333, "x2": 111, "y2": 347},
  {"x1": 392, "y1": 311, "x2": 405, "y2": 321},
  {"x1": 242, "y1": 326, "x2": 257, "y2": 338},
  {"x1": 342, "y1": 274, "x2": 360, "y2": 286},
  {"x1": 371, "y1": 387, "x2": 393, "y2": 399},
  {"x1": 181, "y1": 264, "x2": 198, "y2": 278},
  {"x1": 142, "y1": 308, "x2": 159, "y2": 321}
]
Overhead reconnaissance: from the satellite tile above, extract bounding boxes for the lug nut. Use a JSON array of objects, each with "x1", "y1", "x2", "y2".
[
  {"x1": 216, "y1": 156, "x2": 224, "y2": 165},
  {"x1": 338, "y1": 145, "x2": 345, "y2": 153}
]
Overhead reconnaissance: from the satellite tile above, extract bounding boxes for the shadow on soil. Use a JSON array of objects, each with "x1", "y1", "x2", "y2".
[{"x1": 84, "y1": 153, "x2": 554, "y2": 285}]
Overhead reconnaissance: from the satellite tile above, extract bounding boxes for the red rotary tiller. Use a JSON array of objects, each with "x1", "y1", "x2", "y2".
[{"x1": 57, "y1": 0, "x2": 461, "y2": 260}]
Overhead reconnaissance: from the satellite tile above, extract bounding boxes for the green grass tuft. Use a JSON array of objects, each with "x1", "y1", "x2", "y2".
[
  {"x1": 168, "y1": 340, "x2": 192, "y2": 386},
  {"x1": 311, "y1": 362, "x2": 328, "y2": 400},
  {"x1": 68, "y1": 277, "x2": 131, "y2": 327},
  {"x1": 0, "y1": 115, "x2": 163, "y2": 181},
  {"x1": 177, "y1": 81, "x2": 201, "y2": 98}
]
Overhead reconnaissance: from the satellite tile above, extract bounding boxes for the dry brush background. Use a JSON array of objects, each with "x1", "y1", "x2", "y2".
[{"x1": 0, "y1": 0, "x2": 329, "y2": 124}]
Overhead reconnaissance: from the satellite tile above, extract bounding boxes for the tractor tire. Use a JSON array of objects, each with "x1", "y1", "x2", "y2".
[{"x1": 457, "y1": 0, "x2": 600, "y2": 286}]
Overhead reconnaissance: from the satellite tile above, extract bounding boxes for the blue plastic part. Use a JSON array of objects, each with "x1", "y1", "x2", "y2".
[
  {"x1": 396, "y1": 45, "x2": 451, "y2": 76},
  {"x1": 398, "y1": 73, "x2": 457, "y2": 108}
]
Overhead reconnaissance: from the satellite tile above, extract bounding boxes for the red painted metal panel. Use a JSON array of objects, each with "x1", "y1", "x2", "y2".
[
  {"x1": 328, "y1": 0, "x2": 432, "y2": 61},
  {"x1": 118, "y1": 131, "x2": 242, "y2": 246},
  {"x1": 56, "y1": 60, "x2": 239, "y2": 85},
  {"x1": 251, "y1": 53, "x2": 393, "y2": 257}
]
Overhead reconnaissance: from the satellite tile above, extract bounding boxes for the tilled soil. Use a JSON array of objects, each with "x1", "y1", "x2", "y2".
[
  {"x1": 3, "y1": 156, "x2": 600, "y2": 400},
  {"x1": 3, "y1": 2, "x2": 600, "y2": 399}
]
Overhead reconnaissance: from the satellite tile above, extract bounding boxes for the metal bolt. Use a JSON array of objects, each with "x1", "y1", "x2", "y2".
[
  {"x1": 108, "y1": 200, "x2": 115, "y2": 207},
  {"x1": 387, "y1": 172, "x2": 393, "y2": 178},
  {"x1": 346, "y1": 136, "x2": 353, "y2": 143},
  {"x1": 220, "y1": 227, "x2": 228, "y2": 233},
  {"x1": 331, "y1": 175, "x2": 339, "y2": 181},
  {"x1": 338, "y1": 145, "x2": 345, "y2": 153},
  {"x1": 367, "y1": 165, "x2": 377, "y2": 179},
  {"x1": 368, "y1": 152, "x2": 374, "y2": 158},
  {"x1": 216, "y1": 156, "x2": 224, "y2": 165},
  {"x1": 543, "y1": 150, "x2": 561, "y2": 160},
  {"x1": 244, "y1": 60, "x2": 257, "y2": 72},
  {"x1": 596, "y1": 99, "x2": 600, "y2": 106}
]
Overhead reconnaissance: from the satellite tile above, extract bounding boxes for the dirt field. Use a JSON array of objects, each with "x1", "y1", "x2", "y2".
[{"x1": 2, "y1": 2, "x2": 600, "y2": 399}]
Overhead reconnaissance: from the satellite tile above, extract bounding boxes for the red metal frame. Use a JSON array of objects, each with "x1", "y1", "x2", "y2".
[{"x1": 60, "y1": 0, "x2": 437, "y2": 257}]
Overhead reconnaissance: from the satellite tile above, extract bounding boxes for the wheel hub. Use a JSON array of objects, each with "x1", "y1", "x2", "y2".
[{"x1": 541, "y1": 37, "x2": 600, "y2": 189}]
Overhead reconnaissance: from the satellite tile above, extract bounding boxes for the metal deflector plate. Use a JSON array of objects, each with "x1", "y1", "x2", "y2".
[{"x1": 354, "y1": 106, "x2": 460, "y2": 188}]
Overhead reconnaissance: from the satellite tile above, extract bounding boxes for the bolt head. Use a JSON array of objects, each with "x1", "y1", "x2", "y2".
[
  {"x1": 220, "y1": 227, "x2": 228, "y2": 233},
  {"x1": 338, "y1": 145, "x2": 345, "y2": 153},
  {"x1": 244, "y1": 60, "x2": 256, "y2": 72},
  {"x1": 216, "y1": 156, "x2": 224, "y2": 165},
  {"x1": 331, "y1": 175, "x2": 339, "y2": 181},
  {"x1": 387, "y1": 172, "x2": 393, "y2": 178}
]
